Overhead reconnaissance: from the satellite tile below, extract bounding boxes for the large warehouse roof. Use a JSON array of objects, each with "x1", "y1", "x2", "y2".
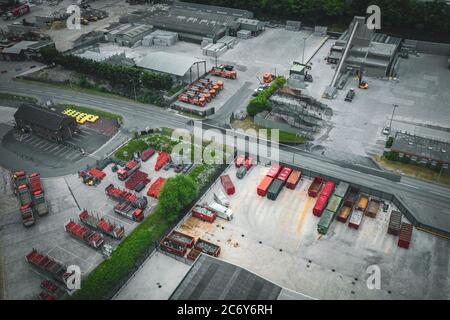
[
  {"x1": 135, "y1": 52, "x2": 204, "y2": 76},
  {"x1": 169, "y1": 254, "x2": 313, "y2": 300}
]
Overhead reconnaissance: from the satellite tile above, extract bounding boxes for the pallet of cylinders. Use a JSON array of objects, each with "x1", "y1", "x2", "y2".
[
  {"x1": 286, "y1": 20, "x2": 301, "y2": 31},
  {"x1": 151, "y1": 30, "x2": 178, "y2": 46},
  {"x1": 237, "y1": 29, "x2": 251, "y2": 39},
  {"x1": 217, "y1": 36, "x2": 237, "y2": 49}
]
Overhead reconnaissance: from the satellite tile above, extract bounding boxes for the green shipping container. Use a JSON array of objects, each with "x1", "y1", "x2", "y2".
[
  {"x1": 267, "y1": 179, "x2": 284, "y2": 200},
  {"x1": 325, "y1": 195, "x2": 343, "y2": 213},
  {"x1": 334, "y1": 182, "x2": 350, "y2": 199},
  {"x1": 317, "y1": 209, "x2": 335, "y2": 234}
]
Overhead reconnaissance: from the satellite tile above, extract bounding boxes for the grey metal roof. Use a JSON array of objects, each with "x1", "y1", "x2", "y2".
[
  {"x1": 135, "y1": 52, "x2": 204, "y2": 76},
  {"x1": 392, "y1": 132, "x2": 450, "y2": 164},
  {"x1": 2, "y1": 41, "x2": 38, "y2": 54},
  {"x1": 169, "y1": 254, "x2": 283, "y2": 300}
]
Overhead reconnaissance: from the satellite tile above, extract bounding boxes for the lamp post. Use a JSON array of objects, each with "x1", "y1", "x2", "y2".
[
  {"x1": 302, "y1": 37, "x2": 307, "y2": 65},
  {"x1": 389, "y1": 104, "x2": 398, "y2": 134}
]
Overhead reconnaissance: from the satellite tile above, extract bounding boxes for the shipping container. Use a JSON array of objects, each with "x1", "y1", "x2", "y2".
[
  {"x1": 320, "y1": 180, "x2": 335, "y2": 199},
  {"x1": 336, "y1": 205, "x2": 352, "y2": 223},
  {"x1": 388, "y1": 211, "x2": 402, "y2": 236},
  {"x1": 286, "y1": 170, "x2": 301, "y2": 189},
  {"x1": 398, "y1": 223, "x2": 413, "y2": 249},
  {"x1": 308, "y1": 176, "x2": 323, "y2": 197},
  {"x1": 317, "y1": 209, "x2": 335, "y2": 234},
  {"x1": 167, "y1": 230, "x2": 195, "y2": 248},
  {"x1": 313, "y1": 195, "x2": 329, "y2": 216},
  {"x1": 192, "y1": 206, "x2": 217, "y2": 223},
  {"x1": 266, "y1": 164, "x2": 282, "y2": 178},
  {"x1": 365, "y1": 199, "x2": 381, "y2": 218},
  {"x1": 348, "y1": 209, "x2": 364, "y2": 229},
  {"x1": 325, "y1": 195, "x2": 343, "y2": 213},
  {"x1": 356, "y1": 195, "x2": 369, "y2": 211},
  {"x1": 220, "y1": 175, "x2": 235, "y2": 195},
  {"x1": 344, "y1": 187, "x2": 360, "y2": 207},
  {"x1": 267, "y1": 178, "x2": 284, "y2": 200},
  {"x1": 334, "y1": 182, "x2": 350, "y2": 199},
  {"x1": 257, "y1": 175, "x2": 274, "y2": 197},
  {"x1": 195, "y1": 238, "x2": 220, "y2": 257}
]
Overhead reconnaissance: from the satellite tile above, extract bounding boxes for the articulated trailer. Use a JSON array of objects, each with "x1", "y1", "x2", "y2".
[
  {"x1": 105, "y1": 183, "x2": 147, "y2": 209},
  {"x1": 79, "y1": 210, "x2": 125, "y2": 239},
  {"x1": 32, "y1": 190, "x2": 49, "y2": 216},
  {"x1": 117, "y1": 160, "x2": 141, "y2": 181},
  {"x1": 64, "y1": 220, "x2": 105, "y2": 249},
  {"x1": 26, "y1": 249, "x2": 74, "y2": 288},
  {"x1": 114, "y1": 201, "x2": 145, "y2": 222},
  {"x1": 20, "y1": 204, "x2": 35, "y2": 227}
]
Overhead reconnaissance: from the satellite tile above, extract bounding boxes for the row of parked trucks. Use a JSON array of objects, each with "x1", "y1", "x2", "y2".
[
  {"x1": 12, "y1": 171, "x2": 49, "y2": 227},
  {"x1": 178, "y1": 78, "x2": 225, "y2": 107},
  {"x1": 105, "y1": 183, "x2": 147, "y2": 222},
  {"x1": 256, "y1": 163, "x2": 302, "y2": 199},
  {"x1": 160, "y1": 230, "x2": 221, "y2": 260}
]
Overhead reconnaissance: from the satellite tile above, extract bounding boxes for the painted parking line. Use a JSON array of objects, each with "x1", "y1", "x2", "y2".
[
  {"x1": 33, "y1": 140, "x2": 49, "y2": 149},
  {"x1": 58, "y1": 149, "x2": 73, "y2": 157},
  {"x1": 53, "y1": 147, "x2": 71, "y2": 156},
  {"x1": 71, "y1": 136, "x2": 83, "y2": 142},
  {"x1": 25, "y1": 136, "x2": 41, "y2": 144},
  {"x1": 39, "y1": 143, "x2": 55, "y2": 151},
  {"x1": 47, "y1": 145, "x2": 63, "y2": 153},
  {"x1": 64, "y1": 151, "x2": 80, "y2": 160},
  {"x1": 22, "y1": 135, "x2": 37, "y2": 143}
]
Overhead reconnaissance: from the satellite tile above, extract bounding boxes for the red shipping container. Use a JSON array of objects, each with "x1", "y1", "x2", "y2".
[
  {"x1": 266, "y1": 164, "x2": 282, "y2": 178},
  {"x1": 276, "y1": 167, "x2": 292, "y2": 183},
  {"x1": 398, "y1": 223, "x2": 413, "y2": 249},
  {"x1": 220, "y1": 175, "x2": 235, "y2": 195},
  {"x1": 28, "y1": 173, "x2": 43, "y2": 193},
  {"x1": 313, "y1": 195, "x2": 329, "y2": 216},
  {"x1": 147, "y1": 177, "x2": 166, "y2": 198},
  {"x1": 320, "y1": 180, "x2": 335, "y2": 199},
  {"x1": 286, "y1": 170, "x2": 301, "y2": 189},
  {"x1": 192, "y1": 206, "x2": 217, "y2": 223},
  {"x1": 257, "y1": 175, "x2": 274, "y2": 197}
]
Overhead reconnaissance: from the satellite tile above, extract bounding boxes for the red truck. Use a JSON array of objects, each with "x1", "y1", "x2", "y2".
[
  {"x1": 28, "y1": 173, "x2": 42, "y2": 193},
  {"x1": 147, "y1": 177, "x2": 166, "y2": 198},
  {"x1": 155, "y1": 151, "x2": 170, "y2": 171},
  {"x1": 32, "y1": 190, "x2": 49, "y2": 216},
  {"x1": 18, "y1": 184, "x2": 32, "y2": 206},
  {"x1": 308, "y1": 176, "x2": 323, "y2": 197},
  {"x1": 64, "y1": 220, "x2": 105, "y2": 249},
  {"x1": 257, "y1": 175, "x2": 274, "y2": 197},
  {"x1": 20, "y1": 204, "x2": 35, "y2": 227},
  {"x1": 160, "y1": 237, "x2": 187, "y2": 257},
  {"x1": 114, "y1": 201, "x2": 145, "y2": 222},
  {"x1": 209, "y1": 65, "x2": 237, "y2": 79},
  {"x1": 79, "y1": 210, "x2": 125, "y2": 239},
  {"x1": 141, "y1": 148, "x2": 155, "y2": 162},
  {"x1": 117, "y1": 160, "x2": 141, "y2": 181},
  {"x1": 26, "y1": 249, "x2": 74, "y2": 287},
  {"x1": 276, "y1": 167, "x2": 292, "y2": 184},
  {"x1": 220, "y1": 175, "x2": 235, "y2": 195},
  {"x1": 105, "y1": 184, "x2": 147, "y2": 209},
  {"x1": 286, "y1": 170, "x2": 301, "y2": 189},
  {"x1": 266, "y1": 164, "x2": 281, "y2": 178},
  {"x1": 192, "y1": 205, "x2": 217, "y2": 223}
]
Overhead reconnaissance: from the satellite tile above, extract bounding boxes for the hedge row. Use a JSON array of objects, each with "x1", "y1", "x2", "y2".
[{"x1": 247, "y1": 76, "x2": 286, "y2": 117}]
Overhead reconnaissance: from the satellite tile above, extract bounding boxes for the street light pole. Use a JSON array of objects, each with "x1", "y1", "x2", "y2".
[
  {"x1": 389, "y1": 104, "x2": 398, "y2": 134},
  {"x1": 302, "y1": 37, "x2": 306, "y2": 65}
]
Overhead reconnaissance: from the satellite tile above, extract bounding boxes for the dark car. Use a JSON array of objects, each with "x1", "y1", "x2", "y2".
[
  {"x1": 174, "y1": 164, "x2": 184, "y2": 173},
  {"x1": 163, "y1": 161, "x2": 171, "y2": 171},
  {"x1": 182, "y1": 163, "x2": 193, "y2": 174},
  {"x1": 134, "y1": 182, "x2": 146, "y2": 193}
]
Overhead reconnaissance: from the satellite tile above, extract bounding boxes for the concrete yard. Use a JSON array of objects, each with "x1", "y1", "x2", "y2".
[
  {"x1": 0, "y1": 151, "x2": 178, "y2": 299},
  {"x1": 169, "y1": 164, "x2": 450, "y2": 300}
]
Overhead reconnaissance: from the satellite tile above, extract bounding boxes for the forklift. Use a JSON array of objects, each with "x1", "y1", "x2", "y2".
[{"x1": 357, "y1": 69, "x2": 369, "y2": 89}]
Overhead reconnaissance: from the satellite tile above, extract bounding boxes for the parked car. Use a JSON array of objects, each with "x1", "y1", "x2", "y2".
[
  {"x1": 163, "y1": 161, "x2": 171, "y2": 171},
  {"x1": 382, "y1": 126, "x2": 391, "y2": 136},
  {"x1": 174, "y1": 164, "x2": 183, "y2": 173},
  {"x1": 345, "y1": 88, "x2": 355, "y2": 102}
]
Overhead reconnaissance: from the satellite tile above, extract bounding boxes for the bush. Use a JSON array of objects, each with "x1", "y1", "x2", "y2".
[
  {"x1": 386, "y1": 137, "x2": 394, "y2": 148},
  {"x1": 158, "y1": 175, "x2": 198, "y2": 221},
  {"x1": 247, "y1": 76, "x2": 286, "y2": 117},
  {"x1": 383, "y1": 151, "x2": 399, "y2": 161}
]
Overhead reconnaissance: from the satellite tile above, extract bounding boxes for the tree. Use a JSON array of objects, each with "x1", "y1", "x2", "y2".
[{"x1": 158, "y1": 175, "x2": 198, "y2": 220}]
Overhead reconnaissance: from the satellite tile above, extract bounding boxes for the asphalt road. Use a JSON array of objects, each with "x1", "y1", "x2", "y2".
[{"x1": 0, "y1": 81, "x2": 449, "y2": 235}]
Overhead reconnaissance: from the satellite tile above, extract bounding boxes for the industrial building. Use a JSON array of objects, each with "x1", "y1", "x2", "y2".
[
  {"x1": 135, "y1": 51, "x2": 207, "y2": 83},
  {"x1": 328, "y1": 16, "x2": 401, "y2": 79},
  {"x1": 0, "y1": 40, "x2": 54, "y2": 61},
  {"x1": 172, "y1": 1, "x2": 253, "y2": 19},
  {"x1": 391, "y1": 132, "x2": 450, "y2": 168},
  {"x1": 14, "y1": 104, "x2": 78, "y2": 142},
  {"x1": 105, "y1": 24, "x2": 153, "y2": 47}
]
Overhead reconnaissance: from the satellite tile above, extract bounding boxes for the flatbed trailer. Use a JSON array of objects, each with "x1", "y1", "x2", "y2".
[
  {"x1": 26, "y1": 249, "x2": 73, "y2": 287},
  {"x1": 105, "y1": 184, "x2": 147, "y2": 209},
  {"x1": 32, "y1": 190, "x2": 49, "y2": 216},
  {"x1": 79, "y1": 210, "x2": 125, "y2": 239},
  {"x1": 64, "y1": 220, "x2": 105, "y2": 249},
  {"x1": 114, "y1": 201, "x2": 145, "y2": 222},
  {"x1": 125, "y1": 170, "x2": 150, "y2": 190},
  {"x1": 28, "y1": 172, "x2": 43, "y2": 193},
  {"x1": 20, "y1": 204, "x2": 35, "y2": 227},
  {"x1": 194, "y1": 238, "x2": 220, "y2": 257}
]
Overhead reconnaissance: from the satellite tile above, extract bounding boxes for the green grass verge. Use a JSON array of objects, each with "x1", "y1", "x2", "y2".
[
  {"x1": 0, "y1": 92, "x2": 38, "y2": 104},
  {"x1": 58, "y1": 104, "x2": 122, "y2": 122},
  {"x1": 114, "y1": 133, "x2": 178, "y2": 161}
]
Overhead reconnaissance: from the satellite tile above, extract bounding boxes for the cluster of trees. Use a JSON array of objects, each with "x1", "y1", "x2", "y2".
[
  {"x1": 247, "y1": 76, "x2": 286, "y2": 117},
  {"x1": 40, "y1": 47, "x2": 173, "y2": 91},
  {"x1": 189, "y1": 0, "x2": 450, "y2": 39}
]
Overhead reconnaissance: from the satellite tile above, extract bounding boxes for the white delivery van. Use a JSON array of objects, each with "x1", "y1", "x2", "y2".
[
  {"x1": 208, "y1": 201, "x2": 233, "y2": 221},
  {"x1": 213, "y1": 190, "x2": 230, "y2": 207}
]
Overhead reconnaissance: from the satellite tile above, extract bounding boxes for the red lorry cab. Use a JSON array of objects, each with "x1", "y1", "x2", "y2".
[
  {"x1": 257, "y1": 175, "x2": 274, "y2": 196},
  {"x1": 266, "y1": 164, "x2": 282, "y2": 178},
  {"x1": 235, "y1": 155, "x2": 245, "y2": 167}
]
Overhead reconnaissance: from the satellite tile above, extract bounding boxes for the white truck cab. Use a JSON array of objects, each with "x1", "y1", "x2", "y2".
[{"x1": 208, "y1": 201, "x2": 233, "y2": 221}]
